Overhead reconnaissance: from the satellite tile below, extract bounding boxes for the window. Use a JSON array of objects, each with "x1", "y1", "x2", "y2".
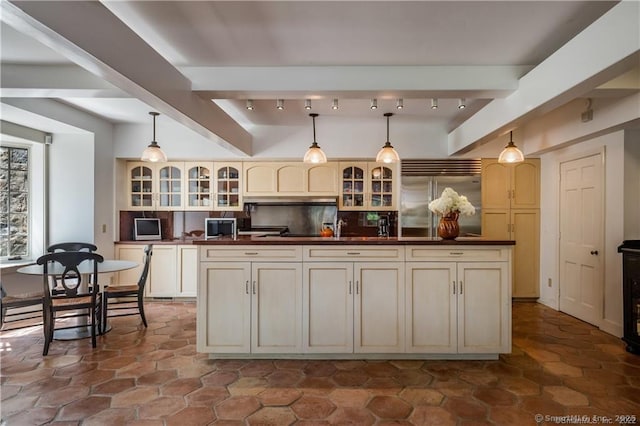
[{"x1": 0, "y1": 146, "x2": 29, "y2": 258}]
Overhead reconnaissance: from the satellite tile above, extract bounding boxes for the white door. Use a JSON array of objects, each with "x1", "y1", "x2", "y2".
[
  {"x1": 354, "y1": 262, "x2": 405, "y2": 353},
  {"x1": 251, "y1": 262, "x2": 303, "y2": 353},
  {"x1": 559, "y1": 153, "x2": 603, "y2": 326},
  {"x1": 303, "y1": 263, "x2": 354, "y2": 353},
  {"x1": 146, "y1": 245, "x2": 177, "y2": 297}
]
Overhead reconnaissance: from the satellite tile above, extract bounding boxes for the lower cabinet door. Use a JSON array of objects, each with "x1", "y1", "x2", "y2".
[
  {"x1": 147, "y1": 245, "x2": 177, "y2": 297},
  {"x1": 303, "y1": 262, "x2": 354, "y2": 353},
  {"x1": 405, "y1": 262, "x2": 457, "y2": 353},
  {"x1": 114, "y1": 245, "x2": 145, "y2": 285},
  {"x1": 457, "y1": 262, "x2": 511, "y2": 353},
  {"x1": 354, "y1": 262, "x2": 405, "y2": 353},
  {"x1": 251, "y1": 262, "x2": 303, "y2": 353},
  {"x1": 177, "y1": 245, "x2": 198, "y2": 297},
  {"x1": 198, "y1": 262, "x2": 251, "y2": 353}
]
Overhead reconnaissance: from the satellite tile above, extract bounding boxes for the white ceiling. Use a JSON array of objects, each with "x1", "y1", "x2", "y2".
[{"x1": 1, "y1": 0, "x2": 635, "y2": 155}]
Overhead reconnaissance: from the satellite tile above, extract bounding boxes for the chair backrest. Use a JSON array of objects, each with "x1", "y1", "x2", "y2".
[
  {"x1": 37, "y1": 251, "x2": 104, "y2": 298},
  {"x1": 138, "y1": 245, "x2": 153, "y2": 290},
  {"x1": 47, "y1": 242, "x2": 97, "y2": 253}
]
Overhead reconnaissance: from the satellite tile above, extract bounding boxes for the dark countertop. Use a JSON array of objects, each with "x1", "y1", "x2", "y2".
[{"x1": 116, "y1": 236, "x2": 514, "y2": 246}]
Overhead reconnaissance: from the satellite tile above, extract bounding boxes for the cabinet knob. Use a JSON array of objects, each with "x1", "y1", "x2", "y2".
[{"x1": 590, "y1": 250, "x2": 599, "y2": 255}]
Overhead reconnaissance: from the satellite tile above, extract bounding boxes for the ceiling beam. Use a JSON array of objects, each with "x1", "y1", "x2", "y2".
[
  {"x1": 2, "y1": 0, "x2": 252, "y2": 156},
  {"x1": 0, "y1": 64, "x2": 128, "y2": 98},
  {"x1": 185, "y1": 65, "x2": 530, "y2": 99},
  {"x1": 448, "y1": 1, "x2": 640, "y2": 155}
]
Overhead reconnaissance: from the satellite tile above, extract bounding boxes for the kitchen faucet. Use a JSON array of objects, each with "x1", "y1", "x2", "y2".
[{"x1": 336, "y1": 218, "x2": 347, "y2": 239}]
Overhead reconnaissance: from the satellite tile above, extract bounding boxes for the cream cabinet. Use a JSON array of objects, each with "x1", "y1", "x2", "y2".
[
  {"x1": 405, "y1": 247, "x2": 511, "y2": 354},
  {"x1": 198, "y1": 246, "x2": 303, "y2": 354},
  {"x1": 126, "y1": 162, "x2": 185, "y2": 210},
  {"x1": 114, "y1": 244, "x2": 196, "y2": 298},
  {"x1": 481, "y1": 158, "x2": 540, "y2": 298},
  {"x1": 184, "y1": 162, "x2": 214, "y2": 210},
  {"x1": 339, "y1": 162, "x2": 397, "y2": 210},
  {"x1": 243, "y1": 162, "x2": 338, "y2": 196},
  {"x1": 302, "y1": 246, "x2": 405, "y2": 354},
  {"x1": 213, "y1": 162, "x2": 243, "y2": 210},
  {"x1": 482, "y1": 159, "x2": 540, "y2": 209}
]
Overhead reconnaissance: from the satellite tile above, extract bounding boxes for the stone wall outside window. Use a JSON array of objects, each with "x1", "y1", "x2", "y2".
[{"x1": 0, "y1": 146, "x2": 29, "y2": 257}]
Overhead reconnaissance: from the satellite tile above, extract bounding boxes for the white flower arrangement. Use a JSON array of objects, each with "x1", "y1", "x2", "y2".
[{"x1": 428, "y1": 187, "x2": 476, "y2": 216}]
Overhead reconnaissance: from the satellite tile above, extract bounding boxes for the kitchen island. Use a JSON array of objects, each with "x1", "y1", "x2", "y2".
[{"x1": 193, "y1": 237, "x2": 514, "y2": 360}]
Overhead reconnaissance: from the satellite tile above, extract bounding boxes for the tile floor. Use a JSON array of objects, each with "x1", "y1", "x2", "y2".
[{"x1": 1, "y1": 301, "x2": 639, "y2": 425}]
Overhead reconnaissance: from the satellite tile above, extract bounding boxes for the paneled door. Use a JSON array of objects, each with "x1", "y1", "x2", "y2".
[{"x1": 559, "y1": 153, "x2": 603, "y2": 326}]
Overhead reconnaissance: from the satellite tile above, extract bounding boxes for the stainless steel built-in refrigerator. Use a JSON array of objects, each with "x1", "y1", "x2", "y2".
[{"x1": 400, "y1": 175, "x2": 481, "y2": 237}]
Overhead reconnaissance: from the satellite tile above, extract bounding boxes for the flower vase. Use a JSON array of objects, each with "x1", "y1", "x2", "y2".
[{"x1": 437, "y1": 212, "x2": 460, "y2": 240}]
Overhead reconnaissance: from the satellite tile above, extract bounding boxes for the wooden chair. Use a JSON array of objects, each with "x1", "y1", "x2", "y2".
[
  {"x1": 102, "y1": 245, "x2": 152, "y2": 333},
  {"x1": 47, "y1": 242, "x2": 98, "y2": 253},
  {"x1": 37, "y1": 251, "x2": 104, "y2": 356},
  {"x1": 0, "y1": 283, "x2": 44, "y2": 331}
]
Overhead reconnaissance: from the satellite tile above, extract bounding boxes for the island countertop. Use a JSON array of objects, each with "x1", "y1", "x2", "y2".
[{"x1": 189, "y1": 235, "x2": 515, "y2": 245}]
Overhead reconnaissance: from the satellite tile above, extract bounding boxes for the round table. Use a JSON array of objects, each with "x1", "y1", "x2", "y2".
[{"x1": 18, "y1": 260, "x2": 138, "y2": 339}]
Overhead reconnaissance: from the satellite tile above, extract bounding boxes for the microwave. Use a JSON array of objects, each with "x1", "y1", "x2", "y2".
[{"x1": 205, "y1": 218, "x2": 237, "y2": 239}]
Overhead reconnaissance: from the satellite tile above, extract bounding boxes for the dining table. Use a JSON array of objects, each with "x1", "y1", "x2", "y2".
[{"x1": 17, "y1": 259, "x2": 138, "y2": 340}]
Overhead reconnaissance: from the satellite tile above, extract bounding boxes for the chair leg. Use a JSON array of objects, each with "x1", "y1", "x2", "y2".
[
  {"x1": 43, "y1": 310, "x2": 54, "y2": 356},
  {"x1": 101, "y1": 295, "x2": 108, "y2": 334},
  {"x1": 138, "y1": 294, "x2": 147, "y2": 328},
  {"x1": 1, "y1": 306, "x2": 6, "y2": 329},
  {"x1": 90, "y1": 307, "x2": 97, "y2": 349}
]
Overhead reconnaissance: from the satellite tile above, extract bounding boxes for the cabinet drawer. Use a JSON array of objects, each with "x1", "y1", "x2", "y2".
[
  {"x1": 303, "y1": 245, "x2": 405, "y2": 262},
  {"x1": 405, "y1": 246, "x2": 510, "y2": 262},
  {"x1": 200, "y1": 245, "x2": 302, "y2": 261}
]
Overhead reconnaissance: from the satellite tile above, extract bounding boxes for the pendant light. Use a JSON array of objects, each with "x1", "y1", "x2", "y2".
[
  {"x1": 303, "y1": 113, "x2": 327, "y2": 164},
  {"x1": 375, "y1": 112, "x2": 400, "y2": 163},
  {"x1": 141, "y1": 112, "x2": 167, "y2": 163},
  {"x1": 498, "y1": 131, "x2": 525, "y2": 164}
]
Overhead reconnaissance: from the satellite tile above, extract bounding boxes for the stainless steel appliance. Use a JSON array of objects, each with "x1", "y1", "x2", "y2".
[{"x1": 400, "y1": 160, "x2": 482, "y2": 237}]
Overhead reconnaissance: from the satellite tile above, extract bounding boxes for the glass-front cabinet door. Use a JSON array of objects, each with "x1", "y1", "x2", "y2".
[
  {"x1": 339, "y1": 163, "x2": 367, "y2": 210},
  {"x1": 214, "y1": 162, "x2": 242, "y2": 211},
  {"x1": 128, "y1": 163, "x2": 154, "y2": 210},
  {"x1": 126, "y1": 162, "x2": 184, "y2": 210},
  {"x1": 185, "y1": 162, "x2": 213, "y2": 210},
  {"x1": 156, "y1": 164, "x2": 184, "y2": 210},
  {"x1": 369, "y1": 165, "x2": 394, "y2": 210}
]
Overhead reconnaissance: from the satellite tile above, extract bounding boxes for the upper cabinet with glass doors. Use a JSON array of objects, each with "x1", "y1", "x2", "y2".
[
  {"x1": 339, "y1": 162, "x2": 397, "y2": 211},
  {"x1": 214, "y1": 162, "x2": 242, "y2": 211},
  {"x1": 184, "y1": 162, "x2": 213, "y2": 210},
  {"x1": 127, "y1": 162, "x2": 184, "y2": 210}
]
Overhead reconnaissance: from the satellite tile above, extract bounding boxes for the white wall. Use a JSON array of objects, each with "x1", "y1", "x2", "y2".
[
  {"x1": 114, "y1": 115, "x2": 465, "y2": 161},
  {"x1": 48, "y1": 133, "x2": 94, "y2": 243}
]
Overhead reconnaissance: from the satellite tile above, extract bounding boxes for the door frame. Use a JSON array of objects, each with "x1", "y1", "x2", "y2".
[{"x1": 557, "y1": 147, "x2": 605, "y2": 326}]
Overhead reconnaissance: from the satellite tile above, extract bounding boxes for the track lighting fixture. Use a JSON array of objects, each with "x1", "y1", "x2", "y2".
[
  {"x1": 431, "y1": 99, "x2": 438, "y2": 109},
  {"x1": 304, "y1": 99, "x2": 312, "y2": 110},
  {"x1": 458, "y1": 98, "x2": 466, "y2": 109},
  {"x1": 396, "y1": 98, "x2": 403, "y2": 110},
  {"x1": 375, "y1": 113, "x2": 400, "y2": 164},
  {"x1": 246, "y1": 100, "x2": 254, "y2": 111},
  {"x1": 303, "y1": 113, "x2": 327, "y2": 164},
  {"x1": 370, "y1": 99, "x2": 378, "y2": 110},
  {"x1": 276, "y1": 99, "x2": 284, "y2": 110},
  {"x1": 141, "y1": 112, "x2": 168, "y2": 163},
  {"x1": 332, "y1": 99, "x2": 339, "y2": 110},
  {"x1": 498, "y1": 131, "x2": 525, "y2": 164}
]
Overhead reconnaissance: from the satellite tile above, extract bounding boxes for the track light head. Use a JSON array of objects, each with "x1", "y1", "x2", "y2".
[
  {"x1": 304, "y1": 99, "x2": 312, "y2": 110},
  {"x1": 396, "y1": 98, "x2": 403, "y2": 110},
  {"x1": 276, "y1": 99, "x2": 284, "y2": 110},
  {"x1": 332, "y1": 99, "x2": 339, "y2": 110},
  {"x1": 246, "y1": 99, "x2": 254, "y2": 110},
  {"x1": 458, "y1": 98, "x2": 466, "y2": 109},
  {"x1": 370, "y1": 98, "x2": 378, "y2": 110},
  {"x1": 431, "y1": 99, "x2": 438, "y2": 110}
]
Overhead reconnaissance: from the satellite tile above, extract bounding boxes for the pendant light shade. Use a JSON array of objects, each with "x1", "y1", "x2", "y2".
[
  {"x1": 141, "y1": 112, "x2": 168, "y2": 163},
  {"x1": 303, "y1": 113, "x2": 327, "y2": 164},
  {"x1": 376, "y1": 113, "x2": 400, "y2": 163},
  {"x1": 498, "y1": 131, "x2": 525, "y2": 164}
]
